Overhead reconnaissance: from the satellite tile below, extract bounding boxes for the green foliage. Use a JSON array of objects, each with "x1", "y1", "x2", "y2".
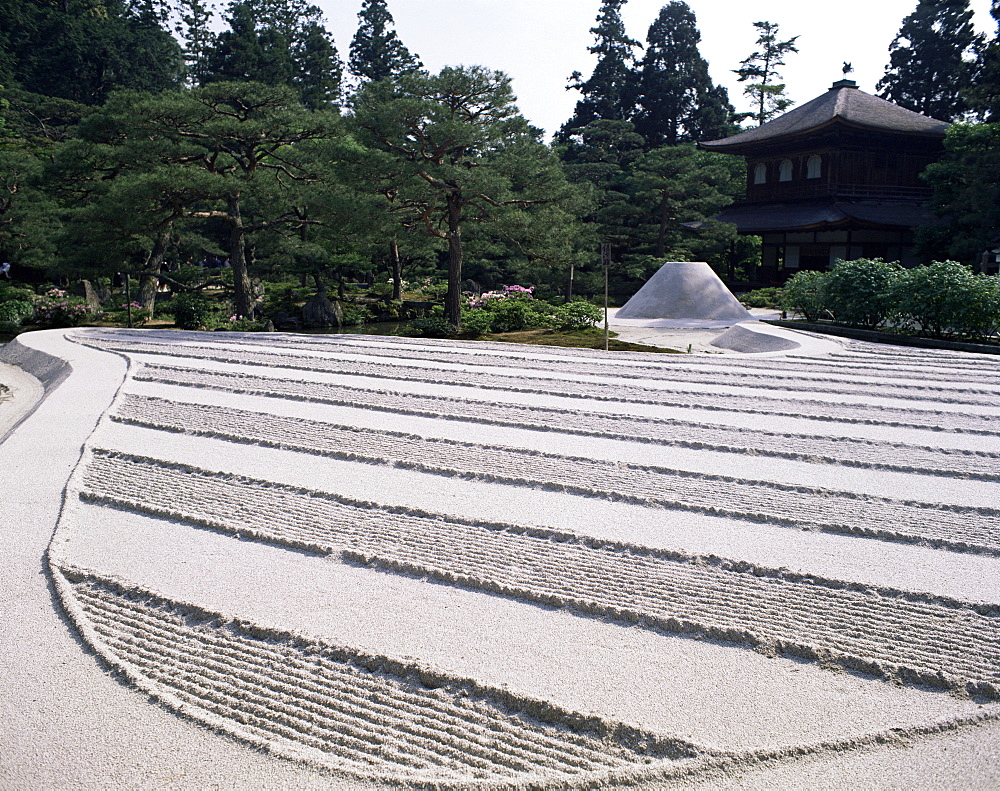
[
  {"x1": 69, "y1": 81, "x2": 343, "y2": 317},
  {"x1": 889, "y1": 260, "x2": 1000, "y2": 339},
  {"x1": 340, "y1": 303, "x2": 376, "y2": 326},
  {"x1": 0, "y1": 321, "x2": 21, "y2": 338},
  {"x1": 170, "y1": 293, "x2": 220, "y2": 330},
  {"x1": 824, "y1": 258, "x2": 902, "y2": 328},
  {"x1": 218, "y1": 316, "x2": 269, "y2": 332},
  {"x1": 458, "y1": 307, "x2": 494, "y2": 336},
  {"x1": 404, "y1": 307, "x2": 456, "y2": 338},
  {"x1": 0, "y1": 281, "x2": 35, "y2": 303},
  {"x1": 780, "y1": 270, "x2": 830, "y2": 322},
  {"x1": 634, "y1": 2, "x2": 734, "y2": 146},
  {"x1": 104, "y1": 302, "x2": 149, "y2": 327},
  {"x1": 352, "y1": 66, "x2": 578, "y2": 331},
  {"x1": 734, "y1": 21, "x2": 799, "y2": 126},
  {"x1": 877, "y1": 0, "x2": 982, "y2": 122},
  {"x1": 739, "y1": 287, "x2": 783, "y2": 308},
  {"x1": 919, "y1": 122, "x2": 1000, "y2": 265},
  {"x1": 203, "y1": 0, "x2": 342, "y2": 108},
  {"x1": 0, "y1": 299, "x2": 34, "y2": 324},
  {"x1": 0, "y1": 0, "x2": 183, "y2": 104},
  {"x1": 549, "y1": 300, "x2": 605, "y2": 330},
  {"x1": 485, "y1": 298, "x2": 542, "y2": 333},
  {"x1": 627, "y1": 146, "x2": 741, "y2": 265},
  {"x1": 967, "y1": 1, "x2": 1000, "y2": 120},
  {"x1": 367, "y1": 282, "x2": 395, "y2": 300},
  {"x1": 348, "y1": 0, "x2": 422, "y2": 83},
  {"x1": 560, "y1": 0, "x2": 641, "y2": 138}
]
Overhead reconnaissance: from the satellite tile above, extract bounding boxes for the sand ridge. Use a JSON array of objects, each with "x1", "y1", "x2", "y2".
[{"x1": 6, "y1": 326, "x2": 1000, "y2": 787}]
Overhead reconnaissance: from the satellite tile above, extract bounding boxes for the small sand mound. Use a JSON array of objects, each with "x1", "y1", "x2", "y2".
[{"x1": 711, "y1": 323, "x2": 801, "y2": 353}]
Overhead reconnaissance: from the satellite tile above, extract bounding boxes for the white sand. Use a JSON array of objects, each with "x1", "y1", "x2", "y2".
[{"x1": 2, "y1": 325, "x2": 1000, "y2": 789}]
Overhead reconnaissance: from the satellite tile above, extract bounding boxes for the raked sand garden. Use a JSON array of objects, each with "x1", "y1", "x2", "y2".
[{"x1": 1, "y1": 324, "x2": 999, "y2": 789}]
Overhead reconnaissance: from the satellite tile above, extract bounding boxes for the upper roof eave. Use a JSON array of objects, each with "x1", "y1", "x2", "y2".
[{"x1": 700, "y1": 83, "x2": 949, "y2": 154}]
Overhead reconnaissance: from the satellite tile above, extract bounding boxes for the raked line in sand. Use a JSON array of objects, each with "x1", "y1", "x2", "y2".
[{"x1": 3, "y1": 326, "x2": 1000, "y2": 788}]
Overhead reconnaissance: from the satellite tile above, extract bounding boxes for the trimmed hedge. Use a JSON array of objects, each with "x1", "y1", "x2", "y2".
[{"x1": 780, "y1": 259, "x2": 1000, "y2": 342}]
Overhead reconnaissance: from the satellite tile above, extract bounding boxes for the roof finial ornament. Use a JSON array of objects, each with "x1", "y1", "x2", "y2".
[{"x1": 843, "y1": 61, "x2": 853, "y2": 76}]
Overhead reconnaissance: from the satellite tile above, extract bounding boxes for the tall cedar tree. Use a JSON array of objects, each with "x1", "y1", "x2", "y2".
[
  {"x1": 559, "y1": 0, "x2": 641, "y2": 141},
  {"x1": 877, "y1": 0, "x2": 983, "y2": 122},
  {"x1": 967, "y1": 0, "x2": 1000, "y2": 120},
  {"x1": 203, "y1": 0, "x2": 342, "y2": 108},
  {"x1": 348, "y1": 0, "x2": 422, "y2": 84},
  {"x1": 173, "y1": 0, "x2": 216, "y2": 86},
  {"x1": 0, "y1": 0, "x2": 182, "y2": 104},
  {"x1": 734, "y1": 21, "x2": 799, "y2": 126},
  {"x1": 634, "y1": 2, "x2": 733, "y2": 146}
]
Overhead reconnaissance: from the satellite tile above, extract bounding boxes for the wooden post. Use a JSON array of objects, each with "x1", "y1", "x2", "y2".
[
  {"x1": 601, "y1": 243, "x2": 611, "y2": 352},
  {"x1": 124, "y1": 272, "x2": 132, "y2": 329}
]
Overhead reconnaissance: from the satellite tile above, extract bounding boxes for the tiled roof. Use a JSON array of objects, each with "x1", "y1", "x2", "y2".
[{"x1": 702, "y1": 82, "x2": 949, "y2": 151}]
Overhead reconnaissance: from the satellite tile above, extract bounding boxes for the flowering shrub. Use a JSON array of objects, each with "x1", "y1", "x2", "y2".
[
  {"x1": 412, "y1": 278, "x2": 448, "y2": 299},
  {"x1": 466, "y1": 284, "x2": 535, "y2": 309},
  {"x1": 32, "y1": 289, "x2": 93, "y2": 328}
]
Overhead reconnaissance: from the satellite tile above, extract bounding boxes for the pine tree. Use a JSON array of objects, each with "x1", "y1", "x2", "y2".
[
  {"x1": 733, "y1": 21, "x2": 798, "y2": 126},
  {"x1": 559, "y1": 0, "x2": 641, "y2": 141},
  {"x1": 633, "y1": 1, "x2": 733, "y2": 147},
  {"x1": 353, "y1": 67, "x2": 576, "y2": 330},
  {"x1": 348, "y1": 0, "x2": 421, "y2": 84},
  {"x1": 877, "y1": 0, "x2": 983, "y2": 122}
]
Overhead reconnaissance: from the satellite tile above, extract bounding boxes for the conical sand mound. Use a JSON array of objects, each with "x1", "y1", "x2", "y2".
[{"x1": 615, "y1": 261, "x2": 752, "y2": 322}]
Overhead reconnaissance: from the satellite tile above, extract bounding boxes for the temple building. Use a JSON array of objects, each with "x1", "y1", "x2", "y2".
[{"x1": 700, "y1": 79, "x2": 949, "y2": 282}]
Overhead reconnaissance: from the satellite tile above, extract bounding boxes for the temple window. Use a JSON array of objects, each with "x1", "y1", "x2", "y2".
[
  {"x1": 806, "y1": 155, "x2": 822, "y2": 179},
  {"x1": 778, "y1": 159, "x2": 793, "y2": 182},
  {"x1": 753, "y1": 163, "x2": 767, "y2": 184}
]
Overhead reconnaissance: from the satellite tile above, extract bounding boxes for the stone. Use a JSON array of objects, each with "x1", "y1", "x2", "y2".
[{"x1": 301, "y1": 292, "x2": 343, "y2": 328}]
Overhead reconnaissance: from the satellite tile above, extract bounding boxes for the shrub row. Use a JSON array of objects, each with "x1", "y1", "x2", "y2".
[
  {"x1": 781, "y1": 259, "x2": 1000, "y2": 342},
  {"x1": 404, "y1": 288, "x2": 605, "y2": 339}
]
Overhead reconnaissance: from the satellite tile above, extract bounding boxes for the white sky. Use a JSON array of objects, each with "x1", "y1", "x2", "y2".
[{"x1": 314, "y1": 0, "x2": 996, "y2": 139}]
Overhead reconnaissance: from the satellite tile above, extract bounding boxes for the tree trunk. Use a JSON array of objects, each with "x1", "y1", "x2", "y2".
[
  {"x1": 565, "y1": 260, "x2": 574, "y2": 303},
  {"x1": 389, "y1": 236, "x2": 402, "y2": 301},
  {"x1": 444, "y1": 193, "x2": 463, "y2": 331},
  {"x1": 138, "y1": 231, "x2": 170, "y2": 319},
  {"x1": 228, "y1": 195, "x2": 253, "y2": 318}
]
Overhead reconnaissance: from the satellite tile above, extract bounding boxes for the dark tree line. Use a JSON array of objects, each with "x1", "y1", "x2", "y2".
[{"x1": 1, "y1": 0, "x2": 995, "y2": 332}]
